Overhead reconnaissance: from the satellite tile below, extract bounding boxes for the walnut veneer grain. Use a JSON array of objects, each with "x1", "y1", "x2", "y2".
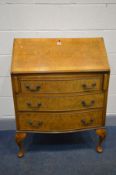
[{"x1": 11, "y1": 38, "x2": 110, "y2": 74}]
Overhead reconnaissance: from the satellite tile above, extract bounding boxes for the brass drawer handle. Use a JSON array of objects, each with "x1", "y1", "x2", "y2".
[
  {"x1": 26, "y1": 85, "x2": 41, "y2": 92},
  {"x1": 27, "y1": 120, "x2": 43, "y2": 128},
  {"x1": 81, "y1": 100, "x2": 95, "y2": 108},
  {"x1": 82, "y1": 83, "x2": 96, "y2": 90},
  {"x1": 27, "y1": 102, "x2": 42, "y2": 109},
  {"x1": 81, "y1": 118, "x2": 94, "y2": 126}
]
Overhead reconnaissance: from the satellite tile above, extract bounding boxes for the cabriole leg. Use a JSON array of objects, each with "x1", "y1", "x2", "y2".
[
  {"x1": 96, "y1": 128, "x2": 106, "y2": 153},
  {"x1": 15, "y1": 132, "x2": 27, "y2": 158}
]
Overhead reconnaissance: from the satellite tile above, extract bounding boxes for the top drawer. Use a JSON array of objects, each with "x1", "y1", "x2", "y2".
[{"x1": 15, "y1": 74, "x2": 103, "y2": 94}]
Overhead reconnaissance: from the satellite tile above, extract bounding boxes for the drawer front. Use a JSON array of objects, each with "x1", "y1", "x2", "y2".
[
  {"x1": 16, "y1": 93, "x2": 104, "y2": 112},
  {"x1": 20, "y1": 76, "x2": 102, "y2": 94},
  {"x1": 17, "y1": 110, "x2": 103, "y2": 132}
]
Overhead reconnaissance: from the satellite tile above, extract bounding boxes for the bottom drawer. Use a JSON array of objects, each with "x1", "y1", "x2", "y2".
[{"x1": 17, "y1": 110, "x2": 104, "y2": 132}]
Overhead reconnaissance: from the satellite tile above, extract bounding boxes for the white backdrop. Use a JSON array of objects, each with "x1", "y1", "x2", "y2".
[{"x1": 0, "y1": 0, "x2": 116, "y2": 120}]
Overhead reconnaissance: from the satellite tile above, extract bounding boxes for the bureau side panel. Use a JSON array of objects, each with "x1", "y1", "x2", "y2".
[
  {"x1": 11, "y1": 75, "x2": 20, "y2": 130},
  {"x1": 103, "y1": 72, "x2": 110, "y2": 125}
]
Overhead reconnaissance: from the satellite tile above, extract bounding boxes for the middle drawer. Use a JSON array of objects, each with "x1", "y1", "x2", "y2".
[{"x1": 16, "y1": 93, "x2": 104, "y2": 112}]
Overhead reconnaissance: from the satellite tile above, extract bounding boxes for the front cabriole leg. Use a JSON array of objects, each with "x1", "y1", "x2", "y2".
[
  {"x1": 15, "y1": 132, "x2": 27, "y2": 158},
  {"x1": 96, "y1": 128, "x2": 106, "y2": 153}
]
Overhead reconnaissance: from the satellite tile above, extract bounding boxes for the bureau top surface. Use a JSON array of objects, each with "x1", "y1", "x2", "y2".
[{"x1": 11, "y1": 38, "x2": 110, "y2": 74}]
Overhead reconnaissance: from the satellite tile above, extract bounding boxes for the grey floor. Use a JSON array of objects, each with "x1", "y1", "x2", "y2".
[{"x1": 0, "y1": 126, "x2": 116, "y2": 175}]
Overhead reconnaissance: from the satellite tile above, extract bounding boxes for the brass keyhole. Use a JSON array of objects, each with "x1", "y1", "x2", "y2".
[{"x1": 57, "y1": 40, "x2": 62, "y2": 45}]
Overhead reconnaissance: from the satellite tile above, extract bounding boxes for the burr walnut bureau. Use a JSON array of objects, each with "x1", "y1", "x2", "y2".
[{"x1": 11, "y1": 38, "x2": 110, "y2": 158}]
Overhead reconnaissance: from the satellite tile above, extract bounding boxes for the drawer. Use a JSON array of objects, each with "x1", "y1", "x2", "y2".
[
  {"x1": 19, "y1": 75, "x2": 103, "y2": 94},
  {"x1": 17, "y1": 110, "x2": 104, "y2": 132},
  {"x1": 16, "y1": 93, "x2": 104, "y2": 112}
]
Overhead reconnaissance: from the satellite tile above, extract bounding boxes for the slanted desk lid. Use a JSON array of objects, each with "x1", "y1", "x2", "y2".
[{"x1": 11, "y1": 38, "x2": 110, "y2": 74}]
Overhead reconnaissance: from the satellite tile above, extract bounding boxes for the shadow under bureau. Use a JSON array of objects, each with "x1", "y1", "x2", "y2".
[{"x1": 11, "y1": 38, "x2": 110, "y2": 158}]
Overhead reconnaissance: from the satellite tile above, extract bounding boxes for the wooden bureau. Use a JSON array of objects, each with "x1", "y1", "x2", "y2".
[{"x1": 11, "y1": 38, "x2": 110, "y2": 158}]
